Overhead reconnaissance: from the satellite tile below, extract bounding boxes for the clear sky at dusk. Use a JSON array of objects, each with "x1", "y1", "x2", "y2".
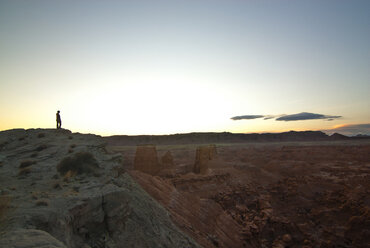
[{"x1": 1, "y1": 0, "x2": 369, "y2": 135}]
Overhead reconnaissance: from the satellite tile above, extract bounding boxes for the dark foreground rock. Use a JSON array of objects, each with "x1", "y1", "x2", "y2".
[{"x1": 0, "y1": 129, "x2": 199, "y2": 248}]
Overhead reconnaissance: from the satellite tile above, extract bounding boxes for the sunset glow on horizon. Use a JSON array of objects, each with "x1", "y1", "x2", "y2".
[{"x1": 1, "y1": 0, "x2": 369, "y2": 136}]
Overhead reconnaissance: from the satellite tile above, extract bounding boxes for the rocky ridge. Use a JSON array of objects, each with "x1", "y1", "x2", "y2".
[{"x1": 0, "y1": 129, "x2": 199, "y2": 248}]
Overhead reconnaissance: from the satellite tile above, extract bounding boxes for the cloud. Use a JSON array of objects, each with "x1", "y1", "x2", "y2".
[
  {"x1": 230, "y1": 115, "x2": 265, "y2": 120},
  {"x1": 324, "y1": 123, "x2": 370, "y2": 136},
  {"x1": 231, "y1": 112, "x2": 341, "y2": 121},
  {"x1": 276, "y1": 112, "x2": 341, "y2": 121},
  {"x1": 263, "y1": 115, "x2": 281, "y2": 120}
]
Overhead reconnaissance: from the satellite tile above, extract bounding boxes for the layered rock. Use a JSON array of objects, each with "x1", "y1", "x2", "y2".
[
  {"x1": 193, "y1": 145, "x2": 217, "y2": 174},
  {"x1": 0, "y1": 129, "x2": 199, "y2": 248},
  {"x1": 161, "y1": 151, "x2": 175, "y2": 169},
  {"x1": 134, "y1": 144, "x2": 161, "y2": 175}
]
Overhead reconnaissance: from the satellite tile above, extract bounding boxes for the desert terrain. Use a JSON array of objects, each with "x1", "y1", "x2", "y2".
[
  {"x1": 0, "y1": 129, "x2": 369, "y2": 248},
  {"x1": 109, "y1": 139, "x2": 370, "y2": 248}
]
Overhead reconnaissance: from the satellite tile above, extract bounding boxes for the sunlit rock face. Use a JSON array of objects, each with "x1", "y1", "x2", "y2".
[
  {"x1": 193, "y1": 145, "x2": 217, "y2": 174},
  {"x1": 133, "y1": 144, "x2": 161, "y2": 175}
]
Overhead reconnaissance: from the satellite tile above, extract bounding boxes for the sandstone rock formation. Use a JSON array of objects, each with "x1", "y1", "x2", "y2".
[
  {"x1": 127, "y1": 142, "x2": 370, "y2": 248},
  {"x1": 193, "y1": 145, "x2": 217, "y2": 174},
  {"x1": 161, "y1": 151, "x2": 175, "y2": 169},
  {"x1": 0, "y1": 129, "x2": 199, "y2": 248},
  {"x1": 134, "y1": 144, "x2": 161, "y2": 175}
]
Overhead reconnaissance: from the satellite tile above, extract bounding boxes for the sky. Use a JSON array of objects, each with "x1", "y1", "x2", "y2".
[{"x1": 0, "y1": 0, "x2": 369, "y2": 136}]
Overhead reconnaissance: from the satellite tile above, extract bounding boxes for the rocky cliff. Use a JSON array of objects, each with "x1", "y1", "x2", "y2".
[{"x1": 0, "y1": 129, "x2": 199, "y2": 248}]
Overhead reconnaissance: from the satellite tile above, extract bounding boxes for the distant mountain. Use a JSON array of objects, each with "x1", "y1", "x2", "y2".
[
  {"x1": 330, "y1": 133, "x2": 349, "y2": 140},
  {"x1": 104, "y1": 130, "x2": 348, "y2": 146},
  {"x1": 352, "y1": 134, "x2": 370, "y2": 139}
]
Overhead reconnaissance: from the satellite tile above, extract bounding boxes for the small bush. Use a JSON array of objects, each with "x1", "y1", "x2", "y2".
[
  {"x1": 68, "y1": 136, "x2": 73, "y2": 140},
  {"x1": 37, "y1": 133, "x2": 45, "y2": 138},
  {"x1": 18, "y1": 167, "x2": 31, "y2": 176},
  {"x1": 19, "y1": 160, "x2": 36, "y2": 168},
  {"x1": 63, "y1": 170, "x2": 77, "y2": 182},
  {"x1": 35, "y1": 199, "x2": 49, "y2": 206},
  {"x1": 52, "y1": 182, "x2": 62, "y2": 189},
  {"x1": 70, "y1": 144, "x2": 76, "y2": 148},
  {"x1": 57, "y1": 152, "x2": 99, "y2": 176},
  {"x1": 35, "y1": 144, "x2": 47, "y2": 152},
  {"x1": 30, "y1": 153, "x2": 38, "y2": 158},
  {"x1": 0, "y1": 196, "x2": 10, "y2": 221},
  {"x1": 0, "y1": 195, "x2": 11, "y2": 232}
]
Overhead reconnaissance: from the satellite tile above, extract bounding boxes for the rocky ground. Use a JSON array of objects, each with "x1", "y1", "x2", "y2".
[
  {"x1": 0, "y1": 129, "x2": 199, "y2": 248},
  {"x1": 111, "y1": 141, "x2": 370, "y2": 248}
]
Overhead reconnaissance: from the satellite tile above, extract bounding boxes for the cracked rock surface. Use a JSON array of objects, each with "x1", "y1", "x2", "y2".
[{"x1": 0, "y1": 128, "x2": 199, "y2": 248}]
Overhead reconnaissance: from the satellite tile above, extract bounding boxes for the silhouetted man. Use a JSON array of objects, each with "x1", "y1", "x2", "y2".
[{"x1": 56, "y1": 110, "x2": 62, "y2": 129}]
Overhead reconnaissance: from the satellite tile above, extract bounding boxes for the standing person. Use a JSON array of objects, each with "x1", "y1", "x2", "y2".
[{"x1": 56, "y1": 110, "x2": 62, "y2": 129}]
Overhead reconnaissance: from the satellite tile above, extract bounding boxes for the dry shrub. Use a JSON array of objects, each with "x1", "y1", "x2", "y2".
[
  {"x1": 0, "y1": 196, "x2": 10, "y2": 221},
  {"x1": 0, "y1": 195, "x2": 11, "y2": 233},
  {"x1": 52, "y1": 182, "x2": 62, "y2": 189},
  {"x1": 31, "y1": 192, "x2": 38, "y2": 200},
  {"x1": 35, "y1": 144, "x2": 47, "y2": 152},
  {"x1": 19, "y1": 160, "x2": 36, "y2": 168},
  {"x1": 18, "y1": 167, "x2": 31, "y2": 176},
  {"x1": 57, "y1": 152, "x2": 99, "y2": 176},
  {"x1": 35, "y1": 199, "x2": 49, "y2": 206},
  {"x1": 37, "y1": 133, "x2": 45, "y2": 138},
  {"x1": 113, "y1": 166, "x2": 126, "y2": 177},
  {"x1": 63, "y1": 170, "x2": 77, "y2": 182}
]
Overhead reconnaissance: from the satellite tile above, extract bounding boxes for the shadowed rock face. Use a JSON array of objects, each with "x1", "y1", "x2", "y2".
[
  {"x1": 0, "y1": 129, "x2": 200, "y2": 248},
  {"x1": 161, "y1": 151, "x2": 175, "y2": 169},
  {"x1": 193, "y1": 145, "x2": 217, "y2": 174},
  {"x1": 134, "y1": 145, "x2": 161, "y2": 175}
]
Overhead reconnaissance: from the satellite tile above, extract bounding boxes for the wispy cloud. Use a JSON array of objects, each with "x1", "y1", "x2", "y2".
[
  {"x1": 230, "y1": 115, "x2": 264, "y2": 120},
  {"x1": 276, "y1": 112, "x2": 341, "y2": 121},
  {"x1": 231, "y1": 112, "x2": 341, "y2": 121},
  {"x1": 324, "y1": 123, "x2": 370, "y2": 136}
]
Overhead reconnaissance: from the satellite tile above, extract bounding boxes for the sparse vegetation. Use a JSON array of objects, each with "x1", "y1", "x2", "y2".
[
  {"x1": 0, "y1": 196, "x2": 10, "y2": 221},
  {"x1": 35, "y1": 144, "x2": 47, "y2": 151},
  {"x1": 19, "y1": 160, "x2": 36, "y2": 168},
  {"x1": 57, "y1": 152, "x2": 99, "y2": 176},
  {"x1": 63, "y1": 170, "x2": 77, "y2": 182},
  {"x1": 113, "y1": 166, "x2": 126, "y2": 177},
  {"x1": 35, "y1": 199, "x2": 49, "y2": 206},
  {"x1": 0, "y1": 195, "x2": 11, "y2": 233},
  {"x1": 37, "y1": 133, "x2": 46, "y2": 138},
  {"x1": 18, "y1": 167, "x2": 32, "y2": 176},
  {"x1": 18, "y1": 160, "x2": 34, "y2": 176},
  {"x1": 52, "y1": 182, "x2": 62, "y2": 189}
]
